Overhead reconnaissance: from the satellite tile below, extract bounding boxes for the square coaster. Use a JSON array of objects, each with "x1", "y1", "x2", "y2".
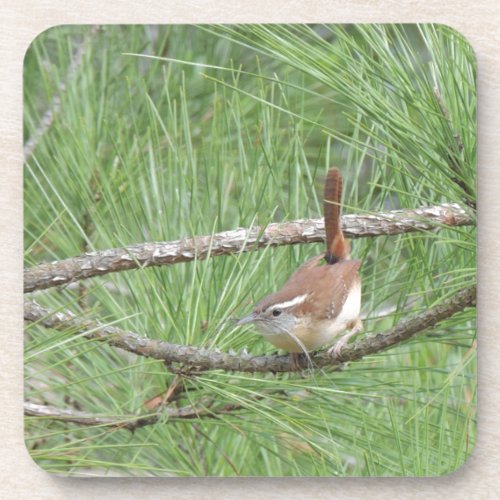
[{"x1": 23, "y1": 24, "x2": 476, "y2": 477}]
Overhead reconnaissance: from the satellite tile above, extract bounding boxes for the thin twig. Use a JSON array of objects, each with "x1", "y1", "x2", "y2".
[
  {"x1": 25, "y1": 393, "x2": 270, "y2": 431},
  {"x1": 433, "y1": 87, "x2": 476, "y2": 209},
  {"x1": 23, "y1": 26, "x2": 101, "y2": 160},
  {"x1": 24, "y1": 285, "x2": 476, "y2": 373},
  {"x1": 143, "y1": 375, "x2": 186, "y2": 410},
  {"x1": 24, "y1": 203, "x2": 474, "y2": 293},
  {"x1": 24, "y1": 398, "x2": 240, "y2": 431}
]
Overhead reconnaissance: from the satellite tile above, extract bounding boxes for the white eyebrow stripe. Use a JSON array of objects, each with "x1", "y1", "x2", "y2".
[{"x1": 271, "y1": 294, "x2": 308, "y2": 310}]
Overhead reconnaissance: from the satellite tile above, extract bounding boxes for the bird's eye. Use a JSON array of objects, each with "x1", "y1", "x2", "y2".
[{"x1": 272, "y1": 309, "x2": 282, "y2": 317}]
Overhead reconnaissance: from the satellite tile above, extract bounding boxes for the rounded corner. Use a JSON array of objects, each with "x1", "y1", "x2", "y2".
[
  {"x1": 436, "y1": 441, "x2": 477, "y2": 478},
  {"x1": 23, "y1": 425, "x2": 57, "y2": 476},
  {"x1": 429, "y1": 23, "x2": 477, "y2": 68},
  {"x1": 23, "y1": 24, "x2": 70, "y2": 70}
]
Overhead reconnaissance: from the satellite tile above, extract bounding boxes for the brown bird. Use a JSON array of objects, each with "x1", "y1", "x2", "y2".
[{"x1": 237, "y1": 168, "x2": 362, "y2": 368}]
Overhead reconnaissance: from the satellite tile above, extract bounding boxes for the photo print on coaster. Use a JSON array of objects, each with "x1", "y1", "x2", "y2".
[{"x1": 23, "y1": 24, "x2": 476, "y2": 477}]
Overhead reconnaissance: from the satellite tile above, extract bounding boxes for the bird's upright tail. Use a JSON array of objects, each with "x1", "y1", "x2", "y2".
[{"x1": 324, "y1": 167, "x2": 350, "y2": 264}]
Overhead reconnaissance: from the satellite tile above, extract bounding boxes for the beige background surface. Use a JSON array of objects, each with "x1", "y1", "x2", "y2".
[{"x1": 2, "y1": 0, "x2": 498, "y2": 497}]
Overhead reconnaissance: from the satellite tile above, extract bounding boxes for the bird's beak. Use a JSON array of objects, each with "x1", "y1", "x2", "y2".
[{"x1": 236, "y1": 313, "x2": 257, "y2": 326}]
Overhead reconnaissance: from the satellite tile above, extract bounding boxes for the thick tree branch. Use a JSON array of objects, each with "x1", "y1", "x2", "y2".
[
  {"x1": 24, "y1": 285, "x2": 476, "y2": 373},
  {"x1": 24, "y1": 203, "x2": 473, "y2": 293}
]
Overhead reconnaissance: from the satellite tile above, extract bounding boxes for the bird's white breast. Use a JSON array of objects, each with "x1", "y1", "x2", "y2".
[{"x1": 335, "y1": 280, "x2": 361, "y2": 326}]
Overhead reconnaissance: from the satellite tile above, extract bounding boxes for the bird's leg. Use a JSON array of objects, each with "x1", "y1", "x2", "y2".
[
  {"x1": 290, "y1": 352, "x2": 301, "y2": 371},
  {"x1": 328, "y1": 318, "x2": 363, "y2": 359}
]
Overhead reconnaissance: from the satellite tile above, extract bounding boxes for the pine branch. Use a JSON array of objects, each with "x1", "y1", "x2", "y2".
[
  {"x1": 24, "y1": 399, "x2": 243, "y2": 431},
  {"x1": 24, "y1": 285, "x2": 476, "y2": 373},
  {"x1": 24, "y1": 203, "x2": 473, "y2": 293}
]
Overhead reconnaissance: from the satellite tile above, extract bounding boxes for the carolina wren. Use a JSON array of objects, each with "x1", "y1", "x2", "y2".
[{"x1": 237, "y1": 168, "x2": 362, "y2": 367}]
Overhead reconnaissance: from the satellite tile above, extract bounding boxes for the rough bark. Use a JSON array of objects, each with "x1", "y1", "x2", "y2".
[
  {"x1": 24, "y1": 203, "x2": 474, "y2": 293},
  {"x1": 24, "y1": 285, "x2": 476, "y2": 373}
]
